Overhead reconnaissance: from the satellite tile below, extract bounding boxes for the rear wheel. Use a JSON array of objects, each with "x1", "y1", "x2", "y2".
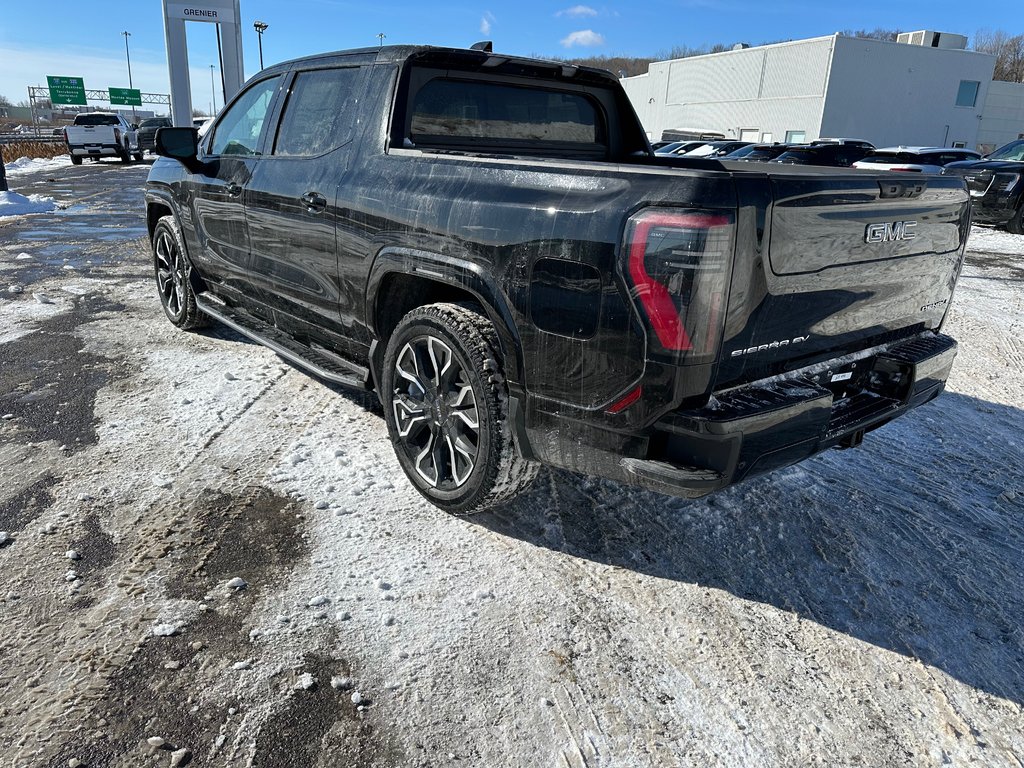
[
  {"x1": 133, "y1": 152, "x2": 144, "y2": 162},
  {"x1": 152, "y1": 215, "x2": 208, "y2": 330},
  {"x1": 70, "y1": 156, "x2": 82, "y2": 166},
  {"x1": 119, "y1": 146, "x2": 130, "y2": 163},
  {"x1": 381, "y1": 303, "x2": 537, "y2": 514},
  {"x1": 1006, "y1": 202, "x2": 1024, "y2": 235}
]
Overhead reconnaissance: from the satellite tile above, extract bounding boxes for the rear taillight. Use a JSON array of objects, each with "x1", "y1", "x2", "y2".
[
  {"x1": 623, "y1": 208, "x2": 735, "y2": 363},
  {"x1": 114, "y1": 127, "x2": 121, "y2": 143}
]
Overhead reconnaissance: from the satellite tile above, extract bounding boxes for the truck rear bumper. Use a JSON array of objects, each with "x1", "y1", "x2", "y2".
[
  {"x1": 70, "y1": 146, "x2": 120, "y2": 158},
  {"x1": 526, "y1": 332, "x2": 957, "y2": 499}
]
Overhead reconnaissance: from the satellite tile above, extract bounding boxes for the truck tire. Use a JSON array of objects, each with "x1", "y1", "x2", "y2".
[
  {"x1": 119, "y1": 146, "x2": 131, "y2": 163},
  {"x1": 152, "y1": 215, "x2": 208, "y2": 330},
  {"x1": 1006, "y1": 203, "x2": 1024, "y2": 235},
  {"x1": 133, "y1": 152, "x2": 144, "y2": 162},
  {"x1": 381, "y1": 302, "x2": 538, "y2": 514},
  {"x1": 70, "y1": 156, "x2": 82, "y2": 166}
]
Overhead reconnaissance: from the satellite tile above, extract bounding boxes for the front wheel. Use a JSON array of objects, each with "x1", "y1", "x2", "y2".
[
  {"x1": 152, "y1": 215, "x2": 208, "y2": 330},
  {"x1": 381, "y1": 303, "x2": 537, "y2": 514},
  {"x1": 70, "y1": 156, "x2": 82, "y2": 165}
]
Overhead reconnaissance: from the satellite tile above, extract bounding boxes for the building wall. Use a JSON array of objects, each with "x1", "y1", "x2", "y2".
[
  {"x1": 621, "y1": 34, "x2": 998, "y2": 149},
  {"x1": 820, "y1": 36, "x2": 995, "y2": 148},
  {"x1": 977, "y1": 80, "x2": 1024, "y2": 153},
  {"x1": 621, "y1": 37, "x2": 834, "y2": 142}
]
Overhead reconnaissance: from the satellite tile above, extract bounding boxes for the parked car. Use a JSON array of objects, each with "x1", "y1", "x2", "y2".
[
  {"x1": 943, "y1": 139, "x2": 1024, "y2": 233},
  {"x1": 771, "y1": 143, "x2": 872, "y2": 167},
  {"x1": 811, "y1": 138, "x2": 876, "y2": 149},
  {"x1": 722, "y1": 143, "x2": 794, "y2": 162},
  {"x1": 146, "y1": 44, "x2": 966, "y2": 513},
  {"x1": 64, "y1": 112, "x2": 141, "y2": 165},
  {"x1": 853, "y1": 147, "x2": 981, "y2": 175},
  {"x1": 137, "y1": 117, "x2": 172, "y2": 154},
  {"x1": 683, "y1": 140, "x2": 754, "y2": 158},
  {"x1": 654, "y1": 140, "x2": 705, "y2": 155}
]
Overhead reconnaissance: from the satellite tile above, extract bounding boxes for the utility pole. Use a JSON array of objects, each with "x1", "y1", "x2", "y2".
[
  {"x1": 377, "y1": 32, "x2": 386, "y2": 48},
  {"x1": 210, "y1": 64, "x2": 216, "y2": 115},
  {"x1": 254, "y1": 21, "x2": 268, "y2": 69},
  {"x1": 122, "y1": 30, "x2": 136, "y2": 121}
]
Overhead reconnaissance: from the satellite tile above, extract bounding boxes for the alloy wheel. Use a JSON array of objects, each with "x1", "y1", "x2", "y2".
[
  {"x1": 155, "y1": 229, "x2": 186, "y2": 319},
  {"x1": 391, "y1": 335, "x2": 480, "y2": 490}
]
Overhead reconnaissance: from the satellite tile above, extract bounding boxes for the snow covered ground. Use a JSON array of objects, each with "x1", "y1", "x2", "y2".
[
  {"x1": 967, "y1": 224, "x2": 1024, "y2": 256},
  {"x1": 0, "y1": 163, "x2": 1022, "y2": 767}
]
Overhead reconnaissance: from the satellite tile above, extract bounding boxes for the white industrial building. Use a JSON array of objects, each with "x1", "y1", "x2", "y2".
[
  {"x1": 977, "y1": 81, "x2": 1024, "y2": 153},
  {"x1": 621, "y1": 32, "x2": 1008, "y2": 150}
]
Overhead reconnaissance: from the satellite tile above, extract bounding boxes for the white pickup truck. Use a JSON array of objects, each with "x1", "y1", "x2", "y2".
[{"x1": 64, "y1": 112, "x2": 142, "y2": 165}]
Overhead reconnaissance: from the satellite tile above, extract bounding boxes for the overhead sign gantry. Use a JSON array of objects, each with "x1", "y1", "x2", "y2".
[{"x1": 162, "y1": 0, "x2": 245, "y2": 127}]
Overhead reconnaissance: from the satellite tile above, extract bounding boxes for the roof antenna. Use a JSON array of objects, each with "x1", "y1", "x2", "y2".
[{"x1": 470, "y1": 41, "x2": 493, "y2": 52}]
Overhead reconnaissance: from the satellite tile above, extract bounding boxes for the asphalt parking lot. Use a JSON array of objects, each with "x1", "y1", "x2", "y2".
[{"x1": 0, "y1": 158, "x2": 1023, "y2": 767}]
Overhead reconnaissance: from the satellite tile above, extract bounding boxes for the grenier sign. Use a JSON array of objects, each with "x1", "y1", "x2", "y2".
[{"x1": 166, "y1": 3, "x2": 236, "y2": 22}]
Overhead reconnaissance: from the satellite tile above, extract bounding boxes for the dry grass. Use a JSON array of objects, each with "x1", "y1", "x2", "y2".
[{"x1": 0, "y1": 140, "x2": 67, "y2": 162}]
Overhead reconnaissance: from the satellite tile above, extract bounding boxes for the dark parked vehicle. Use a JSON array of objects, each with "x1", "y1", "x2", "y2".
[
  {"x1": 943, "y1": 139, "x2": 1024, "y2": 233},
  {"x1": 811, "y1": 138, "x2": 875, "y2": 149},
  {"x1": 145, "y1": 44, "x2": 967, "y2": 513},
  {"x1": 771, "y1": 143, "x2": 872, "y2": 167},
  {"x1": 683, "y1": 140, "x2": 754, "y2": 158},
  {"x1": 137, "y1": 117, "x2": 172, "y2": 153},
  {"x1": 721, "y1": 143, "x2": 792, "y2": 162}
]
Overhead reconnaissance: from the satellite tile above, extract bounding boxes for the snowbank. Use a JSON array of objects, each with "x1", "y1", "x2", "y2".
[
  {"x1": 968, "y1": 225, "x2": 1024, "y2": 256},
  {"x1": 0, "y1": 191, "x2": 58, "y2": 217},
  {"x1": 3, "y1": 154, "x2": 72, "y2": 176}
]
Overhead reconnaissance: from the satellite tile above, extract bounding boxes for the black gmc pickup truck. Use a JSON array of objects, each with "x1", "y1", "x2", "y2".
[{"x1": 145, "y1": 44, "x2": 969, "y2": 513}]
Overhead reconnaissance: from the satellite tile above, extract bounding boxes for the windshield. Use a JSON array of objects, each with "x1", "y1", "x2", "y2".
[
  {"x1": 858, "y1": 152, "x2": 922, "y2": 164},
  {"x1": 74, "y1": 114, "x2": 119, "y2": 126},
  {"x1": 987, "y1": 140, "x2": 1024, "y2": 161},
  {"x1": 140, "y1": 118, "x2": 169, "y2": 128},
  {"x1": 724, "y1": 144, "x2": 758, "y2": 158}
]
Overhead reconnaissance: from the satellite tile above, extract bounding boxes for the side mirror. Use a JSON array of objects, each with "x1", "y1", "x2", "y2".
[
  {"x1": 131, "y1": 123, "x2": 139, "y2": 130},
  {"x1": 155, "y1": 127, "x2": 202, "y2": 171}
]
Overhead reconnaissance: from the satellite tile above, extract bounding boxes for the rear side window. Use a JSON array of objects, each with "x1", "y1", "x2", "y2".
[
  {"x1": 408, "y1": 78, "x2": 605, "y2": 153},
  {"x1": 274, "y1": 67, "x2": 362, "y2": 156}
]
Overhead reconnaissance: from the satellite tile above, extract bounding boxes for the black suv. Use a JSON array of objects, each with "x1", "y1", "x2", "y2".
[
  {"x1": 137, "y1": 117, "x2": 172, "y2": 154},
  {"x1": 943, "y1": 139, "x2": 1024, "y2": 233}
]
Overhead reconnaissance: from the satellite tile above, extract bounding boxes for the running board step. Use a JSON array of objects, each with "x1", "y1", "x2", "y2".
[{"x1": 195, "y1": 293, "x2": 370, "y2": 390}]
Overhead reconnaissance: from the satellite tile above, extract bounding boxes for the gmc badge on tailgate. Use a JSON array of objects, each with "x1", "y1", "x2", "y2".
[{"x1": 865, "y1": 221, "x2": 917, "y2": 243}]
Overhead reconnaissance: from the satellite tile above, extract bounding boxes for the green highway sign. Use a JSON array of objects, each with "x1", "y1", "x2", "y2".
[
  {"x1": 46, "y1": 75, "x2": 87, "y2": 105},
  {"x1": 109, "y1": 87, "x2": 142, "y2": 107}
]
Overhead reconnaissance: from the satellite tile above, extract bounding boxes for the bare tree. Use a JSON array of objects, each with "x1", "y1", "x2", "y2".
[
  {"x1": 974, "y1": 29, "x2": 1024, "y2": 82},
  {"x1": 840, "y1": 28, "x2": 902, "y2": 42},
  {"x1": 0, "y1": 94, "x2": 12, "y2": 107}
]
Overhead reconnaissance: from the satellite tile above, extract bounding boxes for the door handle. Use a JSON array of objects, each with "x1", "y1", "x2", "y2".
[
  {"x1": 226, "y1": 182, "x2": 242, "y2": 197},
  {"x1": 300, "y1": 191, "x2": 327, "y2": 214}
]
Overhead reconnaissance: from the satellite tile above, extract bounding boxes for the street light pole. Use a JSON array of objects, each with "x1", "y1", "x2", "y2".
[
  {"x1": 210, "y1": 64, "x2": 216, "y2": 115},
  {"x1": 122, "y1": 30, "x2": 136, "y2": 121},
  {"x1": 377, "y1": 32, "x2": 386, "y2": 48},
  {"x1": 253, "y1": 21, "x2": 268, "y2": 70}
]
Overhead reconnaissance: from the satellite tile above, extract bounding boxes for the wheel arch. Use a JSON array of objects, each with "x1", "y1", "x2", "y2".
[
  {"x1": 145, "y1": 194, "x2": 207, "y2": 294},
  {"x1": 366, "y1": 248, "x2": 524, "y2": 390}
]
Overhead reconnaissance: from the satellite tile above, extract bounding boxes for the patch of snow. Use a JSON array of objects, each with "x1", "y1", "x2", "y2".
[
  {"x1": 152, "y1": 623, "x2": 178, "y2": 637},
  {"x1": 0, "y1": 191, "x2": 58, "y2": 217},
  {"x1": 3, "y1": 154, "x2": 71, "y2": 176},
  {"x1": 226, "y1": 576, "x2": 248, "y2": 590},
  {"x1": 295, "y1": 672, "x2": 316, "y2": 690},
  {"x1": 967, "y1": 225, "x2": 1024, "y2": 255}
]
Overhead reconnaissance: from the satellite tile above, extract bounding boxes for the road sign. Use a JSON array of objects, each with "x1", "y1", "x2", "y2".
[
  {"x1": 109, "y1": 87, "x2": 142, "y2": 107},
  {"x1": 46, "y1": 76, "x2": 87, "y2": 105}
]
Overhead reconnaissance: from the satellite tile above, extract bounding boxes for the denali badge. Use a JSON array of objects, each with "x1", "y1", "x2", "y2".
[
  {"x1": 865, "y1": 221, "x2": 917, "y2": 243},
  {"x1": 731, "y1": 335, "x2": 810, "y2": 357}
]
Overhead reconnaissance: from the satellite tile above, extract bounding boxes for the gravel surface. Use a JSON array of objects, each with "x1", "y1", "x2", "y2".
[{"x1": 0, "y1": 159, "x2": 1022, "y2": 767}]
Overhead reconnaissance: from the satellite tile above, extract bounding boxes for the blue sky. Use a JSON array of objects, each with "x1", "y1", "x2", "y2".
[{"x1": 0, "y1": 0, "x2": 1006, "y2": 115}]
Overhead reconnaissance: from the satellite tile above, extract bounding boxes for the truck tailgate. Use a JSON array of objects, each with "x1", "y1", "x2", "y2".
[{"x1": 717, "y1": 172, "x2": 969, "y2": 387}]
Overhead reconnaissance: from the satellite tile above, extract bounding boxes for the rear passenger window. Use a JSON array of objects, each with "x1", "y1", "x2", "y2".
[
  {"x1": 408, "y1": 78, "x2": 605, "y2": 154},
  {"x1": 274, "y1": 68, "x2": 362, "y2": 156}
]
